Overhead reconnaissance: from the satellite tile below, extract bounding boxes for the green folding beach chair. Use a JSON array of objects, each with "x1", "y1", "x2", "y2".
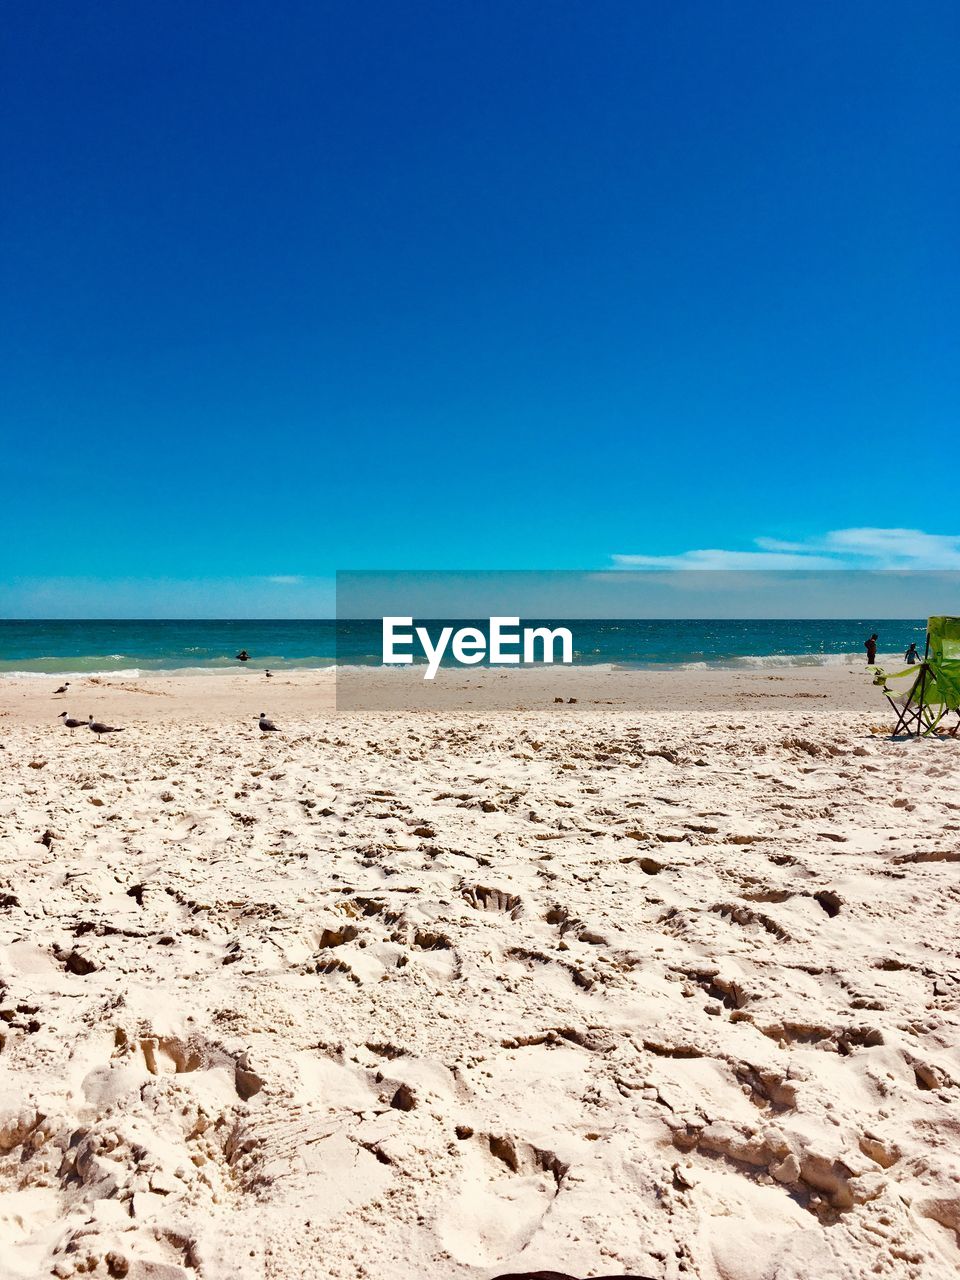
[{"x1": 873, "y1": 616, "x2": 960, "y2": 737}]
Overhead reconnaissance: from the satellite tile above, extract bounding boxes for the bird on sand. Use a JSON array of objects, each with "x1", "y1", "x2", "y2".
[
  {"x1": 258, "y1": 713, "x2": 280, "y2": 733},
  {"x1": 87, "y1": 715, "x2": 124, "y2": 739},
  {"x1": 53, "y1": 683, "x2": 70, "y2": 695},
  {"x1": 264, "y1": 669, "x2": 273, "y2": 678},
  {"x1": 58, "y1": 712, "x2": 86, "y2": 728}
]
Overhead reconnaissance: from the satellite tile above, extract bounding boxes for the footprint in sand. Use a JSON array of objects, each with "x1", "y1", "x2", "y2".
[
  {"x1": 409, "y1": 928, "x2": 461, "y2": 982},
  {"x1": 462, "y1": 883, "x2": 523, "y2": 919},
  {"x1": 437, "y1": 1133, "x2": 569, "y2": 1267}
]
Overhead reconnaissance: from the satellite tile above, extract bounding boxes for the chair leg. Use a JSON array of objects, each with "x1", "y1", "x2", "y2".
[
  {"x1": 888, "y1": 693, "x2": 908, "y2": 734},
  {"x1": 890, "y1": 671, "x2": 923, "y2": 736}
]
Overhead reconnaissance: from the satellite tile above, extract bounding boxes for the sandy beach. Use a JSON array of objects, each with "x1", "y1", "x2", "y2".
[
  {"x1": 5, "y1": 0, "x2": 956, "y2": 1275},
  {"x1": 2, "y1": 665, "x2": 959, "y2": 1279}
]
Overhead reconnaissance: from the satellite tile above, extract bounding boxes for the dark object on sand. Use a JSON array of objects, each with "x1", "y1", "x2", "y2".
[
  {"x1": 54, "y1": 682, "x2": 70, "y2": 695},
  {"x1": 87, "y1": 716, "x2": 124, "y2": 739},
  {"x1": 493, "y1": 1272, "x2": 656, "y2": 1280},
  {"x1": 258, "y1": 713, "x2": 279, "y2": 733},
  {"x1": 58, "y1": 712, "x2": 86, "y2": 728},
  {"x1": 236, "y1": 650, "x2": 251, "y2": 662},
  {"x1": 865, "y1": 633, "x2": 878, "y2": 664},
  {"x1": 265, "y1": 669, "x2": 273, "y2": 678}
]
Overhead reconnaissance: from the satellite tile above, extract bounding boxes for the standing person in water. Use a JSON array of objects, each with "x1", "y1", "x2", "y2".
[
  {"x1": 904, "y1": 642, "x2": 920, "y2": 665},
  {"x1": 865, "y1": 633, "x2": 878, "y2": 665}
]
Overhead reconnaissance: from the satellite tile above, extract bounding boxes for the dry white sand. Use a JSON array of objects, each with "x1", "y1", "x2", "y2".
[{"x1": 2, "y1": 666, "x2": 959, "y2": 1280}]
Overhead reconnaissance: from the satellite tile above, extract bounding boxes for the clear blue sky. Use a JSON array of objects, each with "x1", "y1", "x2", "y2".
[{"x1": 2, "y1": 1, "x2": 958, "y2": 615}]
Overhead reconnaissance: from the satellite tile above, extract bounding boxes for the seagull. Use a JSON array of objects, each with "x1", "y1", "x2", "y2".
[
  {"x1": 58, "y1": 712, "x2": 86, "y2": 728},
  {"x1": 87, "y1": 715, "x2": 124, "y2": 739},
  {"x1": 264, "y1": 669, "x2": 273, "y2": 678},
  {"x1": 258, "y1": 713, "x2": 280, "y2": 733},
  {"x1": 54, "y1": 682, "x2": 70, "y2": 695}
]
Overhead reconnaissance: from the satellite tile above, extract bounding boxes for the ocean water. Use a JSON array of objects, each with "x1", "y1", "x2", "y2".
[{"x1": 0, "y1": 618, "x2": 927, "y2": 676}]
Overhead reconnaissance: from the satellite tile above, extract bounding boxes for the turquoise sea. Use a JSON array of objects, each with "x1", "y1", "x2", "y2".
[{"x1": 0, "y1": 618, "x2": 927, "y2": 676}]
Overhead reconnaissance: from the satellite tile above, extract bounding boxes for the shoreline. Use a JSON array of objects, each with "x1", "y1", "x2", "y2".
[
  {"x1": 0, "y1": 650, "x2": 907, "y2": 680},
  {"x1": 0, "y1": 662, "x2": 892, "y2": 726}
]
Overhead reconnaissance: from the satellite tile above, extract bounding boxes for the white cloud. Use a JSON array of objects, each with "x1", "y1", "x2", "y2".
[
  {"x1": 612, "y1": 548, "x2": 839, "y2": 570},
  {"x1": 265, "y1": 575, "x2": 303, "y2": 585},
  {"x1": 753, "y1": 537, "x2": 814, "y2": 553},
  {"x1": 612, "y1": 528, "x2": 960, "y2": 571},
  {"x1": 820, "y1": 529, "x2": 960, "y2": 566}
]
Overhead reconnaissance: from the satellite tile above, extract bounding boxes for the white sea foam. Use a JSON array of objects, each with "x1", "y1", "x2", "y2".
[
  {"x1": 681, "y1": 652, "x2": 886, "y2": 670},
  {"x1": 0, "y1": 653, "x2": 886, "y2": 679},
  {"x1": 0, "y1": 669, "x2": 144, "y2": 680}
]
